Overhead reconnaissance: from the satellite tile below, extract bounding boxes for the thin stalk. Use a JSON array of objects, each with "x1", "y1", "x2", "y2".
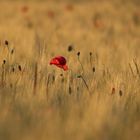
[
  {"x1": 1, "y1": 60, "x2": 6, "y2": 87},
  {"x1": 77, "y1": 75, "x2": 91, "y2": 95},
  {"x1": 77, "y1": 55, "x2": 84, "y2": 74},
  {"x1": 89, "y1": 52, "x2": 93, "y2": 70},
  {"x1": 133, "y1": 59, "x2": 140, "y2": 78},
  {"x1": 129, "y1": 63, "x2": 135, "y2": 77},
  {"x1": 46, "y1": 74, "x2": 50, "y2": 101},
  {"x1": 33, "y1": 62, "x2": 38, "y2": 95}
]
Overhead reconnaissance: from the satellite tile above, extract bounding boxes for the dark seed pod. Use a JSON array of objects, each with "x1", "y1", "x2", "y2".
[
  {"x1": 77, "y1": 86, "x2": 79, "y2": 91},
  {"x1": 77, "y1": 75, "x2": 82, "y2": 78},
  {"x1": 18, "y1": 65, "x2": 22, "y2": 71},
  {"x1": 119, "y1": 90, "x2": 123, "y2": 97},
  {"x1": 11, "y1": 49, "x2": 14, "y2": 54},
  {"x1": 77, "y1": 52, "x2": 80, "y2": 56},
  {"x1": 111, "y1": 87, "x2": 115, "y2": 95},
  {"x1": 3, "y1": 60, "x2": 6, "y2": 64},
  {"x1": 10, "y1": 83, "x2": 13, "y2": 88},
  {"x1": 12, "y1": 67, "x2": 15, "y2": 72},
  {"x1": 89, "y1": 52, "x2": 92, "y2": 56},
  {"x1": 69, "y1": 86, "x2": 72, "y2": 95},
  {"x1": 5, "y1": 40, "x2": 9, "y2": 46},
  {"x1": 68, "y1": 45, "x2": 73, "y2": 52},
  {"x1": 60, "y1": 73, "x2": 63, "y2": 77},
  {"x1": 92, "y1": 67, "x2": 95, "y2": 73}
]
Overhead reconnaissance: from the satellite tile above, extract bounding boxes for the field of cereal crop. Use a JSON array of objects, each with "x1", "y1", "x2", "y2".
[{"x1": 0, "y1": 0, "x2": 140, "y2": 140}]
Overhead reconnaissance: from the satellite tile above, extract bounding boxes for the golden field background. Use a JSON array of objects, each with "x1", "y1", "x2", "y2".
[{"x1": 0, "y1": 0, "x2": 140, "y2": 140}]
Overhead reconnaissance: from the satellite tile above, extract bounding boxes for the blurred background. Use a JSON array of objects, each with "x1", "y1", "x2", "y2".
[{"x1": 0, "y1": 0, "x2": 140, "y2": 140}]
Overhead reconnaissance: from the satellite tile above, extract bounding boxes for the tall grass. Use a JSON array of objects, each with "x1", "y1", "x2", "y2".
[{"x1": 0, "y1": 0, "x2": 140, "y2": 140}]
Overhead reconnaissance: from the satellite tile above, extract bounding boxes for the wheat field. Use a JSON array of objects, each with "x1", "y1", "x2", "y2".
[{"x1": 0, "y1": 0, "x2": 140, "y2": 140}]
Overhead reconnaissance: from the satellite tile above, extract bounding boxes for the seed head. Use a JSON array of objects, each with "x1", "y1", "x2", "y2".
[
  {"x1": 90, "y1": 52, "x2": 92, "y2": 56},
  {"x1": 18, "y1": 65, "x2": 22, "y2": 71},
  {"x1": 5, "y1": 40, "x2": 9, "y2": 46},
  {"x1": 69, "y1": 86, "x2": 72, "y2": 95},
  {"x1": 60, "y1": 73, "x2": 63, "y2": 77},
  {"x1": 10, "y1": 83, "x2": 13, "y2": 88},
  {"x1": 77, "y1": 75, "x2": 82, "y2": 78},
  {"x1": 68, "y1": 45, "x2": 73, "y2": 52},
  {"x1": 77, "y1": 86, "x2": 79, "y2": 91},
  {"x1": 119, "y1": 90, "x2": 123, "y2": 97},
  {"x1": 77, "y1": 52, "x2": 80, "y2": 56},
  {"x1": 3, "y1": 60, "x2": 6, "y2": 64},
  {"x1": 92, "y1": 67, "x2": 95, "y2": 73},
  {"x1": 111, "y1": 87, "x2": 115, "y2": 95},
  {"x1": 11, "y1": 49, "x2": 14, "y2": 54},
  {"x1": 12, "y1": 67, "x2": 15, "y2": 72}
]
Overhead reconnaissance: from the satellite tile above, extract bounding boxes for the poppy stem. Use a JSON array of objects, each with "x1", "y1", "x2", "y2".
[
  {"x1": 77, "y1": 75, "x2": 91, "y2": 95},
  {"x1": 77, "y1": 56, "x2": 84, "y2": 74}
]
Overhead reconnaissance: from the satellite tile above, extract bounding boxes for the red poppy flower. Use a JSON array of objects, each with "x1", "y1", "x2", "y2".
[{"x1": 50, "y1": 56, "x2": 68, "y2": 71}]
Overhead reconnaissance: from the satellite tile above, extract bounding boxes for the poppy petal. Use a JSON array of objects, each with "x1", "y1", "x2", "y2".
[
  {"x1": 50, "y1": 56, "x2": 68, "y2": 71},
  {"x1": 50, "y1": 58, "x2": 60, "y2": 65},
  {"x1": 62, "y1": 65, "x2": 68, "y2": 71},
  {"x1": 55, "y1": 56, "x2": 66, "y2": 65}
]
